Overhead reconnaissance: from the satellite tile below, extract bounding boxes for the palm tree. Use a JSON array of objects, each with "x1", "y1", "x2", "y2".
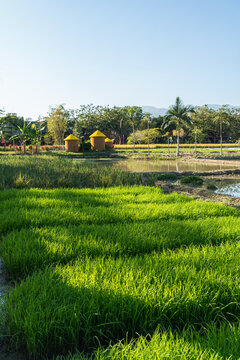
[
  {"x1": 142, "y1": 113, "x2": 151, "y2": 155},
  {"x1": 164, "y1": 97, "x2": 194, "y2": 156}
]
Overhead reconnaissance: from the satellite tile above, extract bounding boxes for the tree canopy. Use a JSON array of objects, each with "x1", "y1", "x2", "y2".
[{"x1": 1, "y1": 102, "x2": 240, "y2": 146}]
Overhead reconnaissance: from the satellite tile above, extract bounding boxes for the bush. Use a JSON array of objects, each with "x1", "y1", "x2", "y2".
[
  {"x1": 80, "y1": 141, "x2": 91, "y2": 151},
  {"x1": 207, "y1": 183, "x2": 218, "y2": 190},
  {"x1": 180, "y1": 176, "x2": 203, "y2": 186},
  {"x1": 157, "y1": 173, "x2": 178, "y2": 181}
]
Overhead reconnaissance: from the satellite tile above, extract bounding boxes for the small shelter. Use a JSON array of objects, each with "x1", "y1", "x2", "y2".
[
  {"x1": 64, "y1": 134, "x2": 79, "y2": 152},
  {"x1": 105, "y1": 138, "x2": 114, "y2": 150},
  {"x1": 90, "y1": 130, "x2": 106, "y2": 151}
]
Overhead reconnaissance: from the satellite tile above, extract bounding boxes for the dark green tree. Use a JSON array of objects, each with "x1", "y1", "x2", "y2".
[{"x1": 0, "y1": 113, "x2": 24, "y2": 141}]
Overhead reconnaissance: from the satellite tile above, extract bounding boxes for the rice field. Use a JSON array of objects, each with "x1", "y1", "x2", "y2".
[{"x1": 0, "y1": 185, "x2": 240, "y2": 359}]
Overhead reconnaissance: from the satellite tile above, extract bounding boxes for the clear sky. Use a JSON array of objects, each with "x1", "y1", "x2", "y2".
[{"x1": 0, "y1": 0, "x2": 239, "y2": 119}]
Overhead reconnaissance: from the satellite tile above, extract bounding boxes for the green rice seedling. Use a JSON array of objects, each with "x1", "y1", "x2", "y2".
[
  {"x1": 0, "y1": 187, "x2": 239, "y2": 280},
  {"x1": 5, "y1": 240, "x2": 240, "y2": 357},
  {"x1": 0, "y1": 188, "x2": 238, "y2": 237},
  {"x1": 1, "y1": 215, "x2": 240, "y2": 280},
  {"x1": 57, "y1": 323, "x2": 240, "y2": 359},
  {"x1": 1, "y1": 186, "x2": 240, "y2": 358}
]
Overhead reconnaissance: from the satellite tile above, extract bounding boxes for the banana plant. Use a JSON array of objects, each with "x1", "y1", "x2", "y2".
[
  {"x1": 10, "y1": 120, "x2": 33, "y2": 154},
  {"x1": 31, "y1": 121, "x2": 46, "y2": 153}
]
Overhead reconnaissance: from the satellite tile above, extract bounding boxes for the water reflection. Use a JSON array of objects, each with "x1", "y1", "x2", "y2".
[
  {"x1": 216, "y1": 182, "x2": 240, "y2": 198},
  {"x1": 81, "y1": 159, "x2": 240, "y2": 173}
]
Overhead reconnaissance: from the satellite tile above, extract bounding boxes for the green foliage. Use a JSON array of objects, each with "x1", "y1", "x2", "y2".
[
  {"x1": 73, "y1": 105, "x2": 134, "y2": 143},
  {"x1": 31, "y1": 120, "x2": 46, "y2": 146},
  {"x1": 2, "y1": 103, "x2": 240, "y2": 147},
  {"x1": 180, "y1": 176, "x2": 204, "y2": 185},
  {"x1": 207, "y1": 183, "x2": 218, "y2": 190},
  {"x1": 191, "y1": 105, "x2": 240, "y2": 143},
  {"x1": 0, "y1": 113, "x2": 25, "y2": 141},
  {"x1": 80, "y1": 140, "x2": 91, "y2": 151},
  {"x1": 127, "y1": 128, "x2": 160, "y2": 144},
  {"x1": 164, "y1": 97, "x2": 194, "y2": 131},
  {"x1": 9, "y1": 119, "x2": 33, "y2": 149},
  {"x1": 156, "y1": 173, "x2": 178, "y2": 180},
  {"x1": 45, "y1": 105, "x2": 69, "y2": 144},
  {"x1": 163, "y1": 97, "x2": 195, "y2": 155}
]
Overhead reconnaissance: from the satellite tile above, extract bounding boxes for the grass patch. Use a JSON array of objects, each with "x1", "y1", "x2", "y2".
[
  {"x1": 0, "y1": 156, "x2": 145, "y2": 189},
  {"x1": 0, "y1": 186, "x2": 239, "y2": 358},
  {"x1": 5, "y1": 243, "x2": 240, "y2": 357}
]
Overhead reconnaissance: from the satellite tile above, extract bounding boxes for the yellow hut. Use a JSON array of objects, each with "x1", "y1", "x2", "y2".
[
  {"x1": 105, "y1": 137, "x2": 114, "y2": 150},
  {"x1": 64, "y1": 134, "x2": 79, "y2": 152},
  {"x1": 90, "y1": 130, "x2": 106, "y2": 151}
]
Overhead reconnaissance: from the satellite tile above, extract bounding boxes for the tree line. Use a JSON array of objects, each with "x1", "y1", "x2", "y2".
[{"x1": 1, "y1": 99, "x2": 240, "y2": 149}]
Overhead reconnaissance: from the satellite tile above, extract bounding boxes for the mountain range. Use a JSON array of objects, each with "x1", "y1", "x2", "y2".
[{"x1": 142, "y1": 105, "x2": 239, "y2": 117}]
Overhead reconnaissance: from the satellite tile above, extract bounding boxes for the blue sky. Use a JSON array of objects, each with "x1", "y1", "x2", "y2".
[{"x1": 0, "y1": 0, "x2": 239, "y2": 119}]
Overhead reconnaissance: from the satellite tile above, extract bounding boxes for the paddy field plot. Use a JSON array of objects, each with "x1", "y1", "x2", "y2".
[{"x1": 0, "y1": 186, "x2": 240, "y2": 359}]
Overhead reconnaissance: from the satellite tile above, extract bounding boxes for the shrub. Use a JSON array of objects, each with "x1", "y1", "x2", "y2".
[
  {"x1": 80, "y1": 141, "x2": 91, "y2": 152},
  {"x1": 207, "y1": 183, "x2": 218, "y2": 190},
  {"x1": 157, "y1": 173, "x2": 178, "y2": 181},
  {"x1": 180, "y1": 176, "x2": 203, "y2": 186}
]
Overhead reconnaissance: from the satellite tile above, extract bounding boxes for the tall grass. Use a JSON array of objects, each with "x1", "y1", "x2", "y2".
[
  {"x1": 0, "y1": 186, "x2": 239, "y2": 358},
  {"x1": 0, "y1": 155, "x2": 144, "y2": 189}
]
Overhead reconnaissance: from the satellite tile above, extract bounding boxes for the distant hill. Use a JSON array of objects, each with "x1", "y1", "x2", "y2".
[
  {"x1": 142, "y1": 106, "x2": 168, "y2": 117},
  {"x1": 142, "y1": 104, "x2": 239, "y2": 117},
  {"x1": 205, "y1": 104, "x2": 239, "y2": 111}
]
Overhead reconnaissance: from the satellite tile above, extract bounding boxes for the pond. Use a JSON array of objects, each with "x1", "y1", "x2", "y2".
[{"x1": 79, "y1": 159, "x2": 240, "y2": 173}]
